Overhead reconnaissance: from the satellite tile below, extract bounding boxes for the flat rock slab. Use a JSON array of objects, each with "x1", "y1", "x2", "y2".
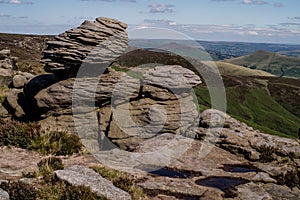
[
  {"x1": 55, "y1": 165, "x2": 131, "y2": 200},
  {"x1": 0, "y1": 147, "x2": 41, "y2": 180}
]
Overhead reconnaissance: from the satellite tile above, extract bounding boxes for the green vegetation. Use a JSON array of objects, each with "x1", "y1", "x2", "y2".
[
  {"x1": 0, "y1": 181, "x2": 37, "y2": 200},
  {"x1": 16, "y1": 157, "x2": 107, "y2": 200},
  {"x1": 0, "y1": 120, "x2": 83, "y2": 155},
  {"x1": 258, "y1": 145, "x2": 277, "y2": 163},
  {"x1": 92, "y1": 165, "x2": 148, "y2": 200},
  {"x1": 226, "y1": 50, "x2": 300, "y2": 79},
  {"x1": 214, "y1": 61, "x2": 274, "y2": 77},
  {"x1": 111, "y1": 65, "x2": 143, "y2": 79},
  {"x1": 194, "y1": 76, "x2": 300, "y2": 138}
]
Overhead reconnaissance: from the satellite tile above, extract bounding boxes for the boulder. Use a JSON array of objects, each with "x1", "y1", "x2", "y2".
[
  {"x1": 0, "y1": 49, "x2": 10, "y2": 60},
  {"x1": 0, "y1": 188, "x2": 9, "y2": 200},
  {"x1": 23, "y1": 74, "x2": 60, "y2": 99},
  {"x1": 5, "y1": 89, "x2": 25, "y2": 118},
  {"x1": 12, "y1": 74, "x2": 27, "y2": 89},
  {"x1": 55, "y1": 165, "x2": 131, "y2": 200}
]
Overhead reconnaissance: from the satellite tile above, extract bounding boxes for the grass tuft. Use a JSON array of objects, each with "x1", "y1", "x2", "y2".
[
  {"x1": 0, "y1": 120, "x2": 83, "y2": 156},
  {"x1": 92, "y1": 165, "x2": 148, "y2": 200}
]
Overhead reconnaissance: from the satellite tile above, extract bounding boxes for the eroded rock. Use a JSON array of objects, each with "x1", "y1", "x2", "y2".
[{"x1": 42, "y1": 17, "x2": 128, "y2": 76}]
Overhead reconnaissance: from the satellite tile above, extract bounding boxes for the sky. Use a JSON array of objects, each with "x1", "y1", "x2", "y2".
[{"x1": 0, "y1": 0, "x2": 300, "y2": 44}]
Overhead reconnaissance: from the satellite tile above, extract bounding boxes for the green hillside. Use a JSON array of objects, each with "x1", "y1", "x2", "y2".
[
  {"x1": 226, "y1": 50, "x2": 300, "y2": 79},
  {"x1": 195, "y1": 76, "x2": 300, "y2": 138},
  {"x1": 213, "y1": 61, "x2": 274, "y2": 77}
]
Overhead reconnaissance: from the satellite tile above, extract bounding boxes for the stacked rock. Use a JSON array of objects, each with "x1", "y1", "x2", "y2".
[
  {"x1": 41, "y1": 17, "x2": 128, "y2": 77},
  {"x1": 24, "y1": 17, "x2": 129, "y2": 120}
]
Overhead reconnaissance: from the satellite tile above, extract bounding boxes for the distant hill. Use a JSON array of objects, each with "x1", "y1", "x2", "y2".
[
  {"x1": 130, "y1": 39, "x2": 300, "y2": 59},
  {"x1": 212, "y1": 61, "x2": 274, "y2": 77},
  {"x1": 226, "y1": 50, "x2": 300, "y2": 79}
]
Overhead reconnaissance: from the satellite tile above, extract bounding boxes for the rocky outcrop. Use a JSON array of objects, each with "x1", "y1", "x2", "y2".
[
  {"x1": 41, "y1": 17, "x2": 128, "y2": 77},
  {"x1": 31, "y1": 64, "x2": 202, "y2": 150},
  {"x1": 0, "y1": 49, "x2": 17, "y2": 87},
  {"x1": 20, "y1": 17, "x2": 129, "y2": 123},
  {"x1": 55, "y1": 165, "x2": 131, "y2": 200}
]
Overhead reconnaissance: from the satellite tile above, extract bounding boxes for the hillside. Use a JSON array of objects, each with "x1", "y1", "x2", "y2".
[
  {"x1": 213, "y1": 61, "x2": 274, "y2": 77},
  {"x1": 226, "y1": 50, "x2": 300, "y2": 79},
  {"x1": 195, "y1": 76, "x2": 300, "y2": 138},
  {"x1": 0, "y1": 33, "x2": 53, "y2": 74}
]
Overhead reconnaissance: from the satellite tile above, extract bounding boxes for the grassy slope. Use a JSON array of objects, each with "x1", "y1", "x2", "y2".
[
  {"x1": 226, "y1": 50, "x2": 300, "y2": 78},
  {"x1": 214, "y1": 61, "x2": 274, "y2": 77},
  {"x1": 195, "y1": 76, "x2": 300, "y2": 138}
]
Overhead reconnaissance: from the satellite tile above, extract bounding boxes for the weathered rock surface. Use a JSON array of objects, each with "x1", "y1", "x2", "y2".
[
  {"x1": 32, "y1": 64, "x2": 201, "y2": 150},
  {"x1": 5, "y1": 89, "x2": 25, "y2": 118},
  {"x1": 0, "y1": 105, "x2": 8, "y2": 118},
  {"x1": 42, "y1": 17, "x2": 128, "y2": 76},
  {"x1": 12, "y1": 72, "x2": 34, "y2": 89},
  {"x1": 0, "y1": 49, "x2": 17, "y2": 87},
  {"x1": 0, "y1": 147, "x2": 41, "y2": 180},
  {"x1": 55, "y1": 165, "x2": 131, "y2": 200},
  {"x1": 0, "y1": 188, "x2": 9, "y2": 200}
]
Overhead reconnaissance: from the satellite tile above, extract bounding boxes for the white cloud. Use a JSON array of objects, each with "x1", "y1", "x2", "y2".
[
  {"x1": 130, "y1": 19, "x2": 300, "y2": 43},
  {"x1": 147, "y1": 4, "x2": 175, "y2": 13},
  {"x1": 242, "y1": 0, "x2": 268, "y2": 5},
  {"x1": 0, "y1": 0, "x2": 33, "y2": 4}
]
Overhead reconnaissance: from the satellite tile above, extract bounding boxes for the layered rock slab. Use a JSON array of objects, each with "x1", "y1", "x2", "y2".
[{"x1": 41, "y1": 17, "x2": 128, "y2": 77}]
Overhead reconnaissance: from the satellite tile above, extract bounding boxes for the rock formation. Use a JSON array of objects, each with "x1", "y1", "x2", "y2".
[{"x1": 41, "y1": 17, "x2": 128, "y2": 77}]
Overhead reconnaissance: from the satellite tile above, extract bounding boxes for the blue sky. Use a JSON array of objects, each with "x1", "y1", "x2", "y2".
[{"x1": 0, "y1": 0, "x2": 300, "y2": 44}]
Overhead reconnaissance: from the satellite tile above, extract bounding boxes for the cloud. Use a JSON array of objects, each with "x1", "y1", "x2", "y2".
[
  {"x1": 0, "y1": 0, "x2": 33, "y2": 4},
  {"x1": 274, "y1": 2, "x2": 284, "y2": 7},
  {"x1": 130, "y1": 19, "x2": 300, "y2": 43},
  {"x1": 242, "y1": 0, "x2": 268, "y2": 5},
  {"x1": 147, "y1": 4, "x2": 175, "y2": 13},
  {"x1": 279, "y1": 23, "x2": 300, "y2": 27},
  {"x1": 0, "y1": 13, "x2": 11, "y2": 17},
  {"x1": 211, "y1": 0, "x2": 237, "y2": 1},
  {"x1": 289, "y1": 17, "x2": 300, "y2": 20},
  {"x1": 81, "y1": 0, "x2": 136, "y2": 2}
]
